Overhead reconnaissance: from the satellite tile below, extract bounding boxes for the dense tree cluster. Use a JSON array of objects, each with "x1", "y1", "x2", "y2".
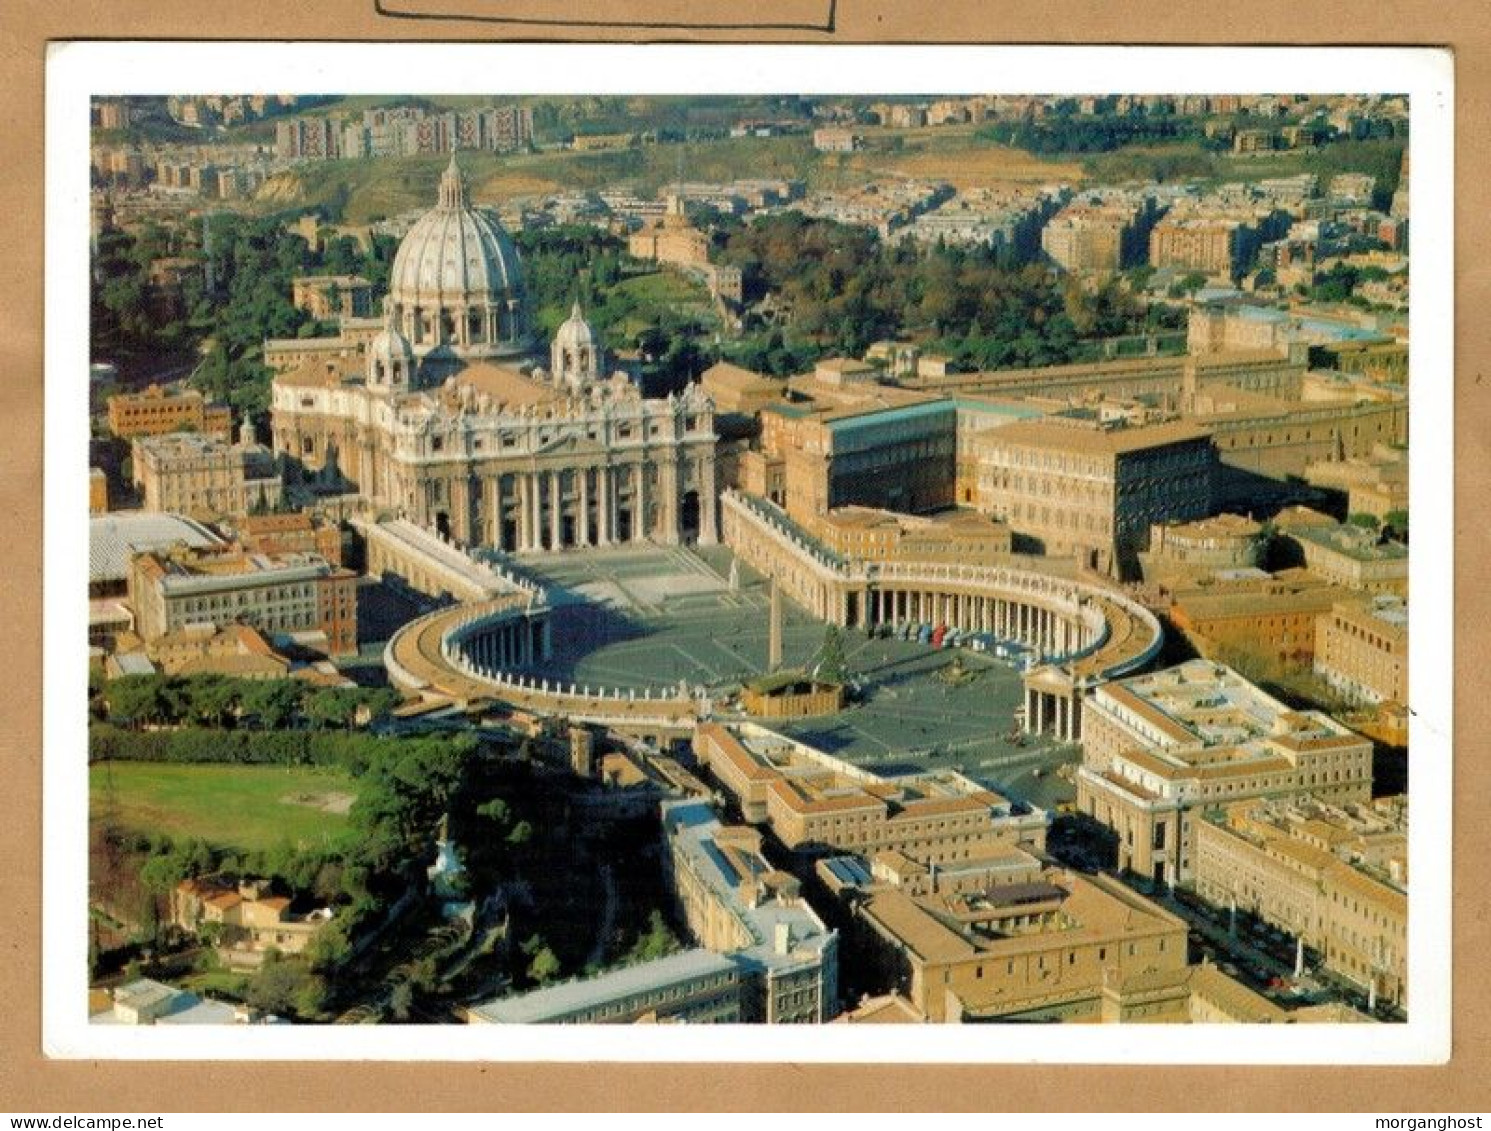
[
  {"x1": 94, "y1": 672, "x2": 401, "y2": 733},
  {"x1": 88, "y1": 724, "x2": 451, "y2": 772},
  {"x1": 715, "y1": 213, "x2": 1166, "y2": 370},
  {"x1": 90, "y1": 214, "x2": 399, "y2": 422},
  {"x1": 1304, "y1": 261, "x2": 1396, "y2": 306},
  {"x1": 107, "y1": 823, "x2": 348, "y2": 909},
  {"x1": 979, "y1": 113, "x2": 1215, "y2": 156},
  {"x1": 95, "y1": 728, "x2": 482, "y2": 1005},
  {"x1": 514, "y1": 225, "x2": 628, "y2": 319}
]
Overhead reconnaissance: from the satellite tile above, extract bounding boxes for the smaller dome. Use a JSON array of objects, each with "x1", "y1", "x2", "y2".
[
  {"x1": 367, "y1": 327, "x2": 416, "y2": 393},
  {"x1": 550, "y1": 301, "x2": 606, "y2": 393},
  {"x1": 371, "y1": 327, "x2": 415, "y2": 362},
  {"x1": 555, "y1": 301, "x2": 599, "y2": 350}
]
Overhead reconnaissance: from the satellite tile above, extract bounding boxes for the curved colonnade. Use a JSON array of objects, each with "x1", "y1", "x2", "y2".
[
  {"x1": 384, "y1": 593, "x2": 702, "y2": 738},
  {"x1": 720, "y1": 491, "x2": 1164, "y2": 742},
  {"x1": 383, "y1": 491, "x2": 1164, "y2": 743}
]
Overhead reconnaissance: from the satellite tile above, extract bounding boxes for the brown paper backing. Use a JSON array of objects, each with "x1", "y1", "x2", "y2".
[{"x1": 1, "y1": 3, "x2": 1485, "y2": 1113}]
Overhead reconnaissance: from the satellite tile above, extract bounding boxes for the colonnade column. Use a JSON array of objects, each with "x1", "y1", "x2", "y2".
[
  {"x1": 578, "y1": 470, "x2": 591, "y2": 548},
  {"x1": 517, "y1": 475, "x2": 533, "y2": 551},
  {"x1": 698, "y1": 461, "x2": 719, "y2": 545},
  {"x1": 632, "y1": 464, "x2": 648, "y2": 544},
  {"x1": 598, "y1": 468, "x2": 613, "y2": 546},
  {"x1": 659, "y1": 460, "x2": 680, "y2": 545},
  {"x1": 483, "y1": 477, "x2": 498, "y2": 548}
]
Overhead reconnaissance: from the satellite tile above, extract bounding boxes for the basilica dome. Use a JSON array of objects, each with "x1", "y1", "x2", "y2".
[{"x1": 386, "y1": 155, "x2": 530, "y2": 362}]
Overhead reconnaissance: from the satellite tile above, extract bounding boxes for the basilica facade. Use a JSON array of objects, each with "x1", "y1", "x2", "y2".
[{"x1": 270, "y1": 157, "x2": 719, "y2": 551}]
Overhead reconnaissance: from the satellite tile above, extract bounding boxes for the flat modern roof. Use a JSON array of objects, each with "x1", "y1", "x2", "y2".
[
  {"x1": 977, "y1": 418, "x2": 1212, "y2": 456},
  {"x1": 822, "y1": 856, "x2": 873, "y2": 888},
  {"x1": 467, "y1": 948, "x2": 738, "y2": 1024},
  {"x1": 89, "y1": 511, "x2": 224, "y2": 584},
  {"x1": 1293, "y1": 524, "x2": 1409, "y2": 562}
]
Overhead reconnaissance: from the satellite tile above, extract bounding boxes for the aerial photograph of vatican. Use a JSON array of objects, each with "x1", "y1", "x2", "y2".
[{"x1": 83, "y1": 91, "x2": 1411, "y2": 1028}]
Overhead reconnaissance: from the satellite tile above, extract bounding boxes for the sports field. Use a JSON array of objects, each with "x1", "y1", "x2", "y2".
[{"x1": 89, "y1": 761, "x2": 358, "y2": 852}]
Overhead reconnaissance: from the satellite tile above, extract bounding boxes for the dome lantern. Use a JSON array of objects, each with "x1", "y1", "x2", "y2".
[{"x1": 437, "y1": 153, "x2": 468, "y2": 210}]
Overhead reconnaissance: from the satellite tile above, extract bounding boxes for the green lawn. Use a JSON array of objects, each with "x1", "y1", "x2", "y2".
[
  {"x1": 616, "y1": 269, "x2": 704, "y2": 302},
  {"x1": 89, "y1": 761, "x2": 358, "y2": 853}
]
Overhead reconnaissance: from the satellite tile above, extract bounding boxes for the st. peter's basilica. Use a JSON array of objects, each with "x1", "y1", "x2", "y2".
[{"x1": 270, "y1": 156, "x2": 719, "y2": 552}]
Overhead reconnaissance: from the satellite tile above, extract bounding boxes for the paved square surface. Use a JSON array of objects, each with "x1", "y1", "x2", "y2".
[{"x1": 512, "y1": 545, "x2": 1079, "y2": 807}]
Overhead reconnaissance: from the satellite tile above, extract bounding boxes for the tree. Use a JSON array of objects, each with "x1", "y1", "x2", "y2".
[
  {"x1": 245, "y1": 955, "x2": 325, "y2": 1019},
  {"x1": 527, "y1": 946, "x2": 562, "y2": 985},
  {"x1": 626, "y1": 910, "x2": 680, "y2": 965},
  {"x1": 815, "y1": 624, "x2": 847, "y2": 685},
  {"x1": 139, "y1": 851, "x2": 193, "y2": 895},
  {"x1": 1348, "y1": 512, "x2": 1382, "y2": 531},
  {"x1": 389, "y1": 981, "x2": 414, "y2": 1021},
  {"x1": 183, "y1": 674, "x2": 240, "y2": 727},
  {"x1": 1382, "y1": 509, "x2": 1409, "y2": 543},
  {"x1": 303, "y1": 688, "x2": 362, "y2": 730},
  {"x1": 476, "y1": 797, "x2": 511, "y2": 826},
  {"x1": 104, "y1": 675, "x2": 169, "y2": 728},
  {"x1": 506, "y1": 820, "x2": 534, "y2": 847},
  {"x1": 239, "y1": 680, "x2": 303, "y2": 729}
]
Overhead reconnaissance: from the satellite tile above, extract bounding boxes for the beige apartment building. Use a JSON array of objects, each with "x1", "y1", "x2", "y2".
[
  {"x1": 695, "y1": 722, "x2": 1047, "y2": 863},
  {"x1": 1289, "y1": 523, "x2": 1409, "y2": 595},
  {"x1": 808, "y1": 506, "x2": 1012, "y2": 566},
  {"x1": 132, "y1": 429, "x2": 282, "y2": 518},
  {"x1": 1041, "y1": 195, "x2": 1154, "y2": 274},
  {"x1": 1149, "y1": 217, "x2": 1249, "y2": 276},
  {"x1": 291, "y1": 274, "x2": 375, "y2": 320},
  {"x1": 1075, "y1": 659, "x2": 1373, "y2": 888},
  {"x1": 107, "y1": 384, "x2": 232, "y2": 441},
  {"x1": 662, "y1": 800, "x2": 839, "y2": 1023},
  {"x1": 1191, "y1": 389, "x2": 1408, "y2": 482},
  {"x1": 220, "y1": 511, "x2": 344, "y2": 566},
  {"x1": 262, "y1": 333, "x2": 370, "y2": 376},
  {"x1": 129, "y1": 543, "x2": 358, "y2": 656},
  {"x1": 860, "y1": 860, "x2": 1190, "y2": 1022},
  {"x1": 970, "y1": 418, "x2": 1216, "y2": 578},
  {"x1": 756, "y1": 384, "x2": 958, "y2": 525},
  {"x1": 839, "y1": 846, "x2": 1369, "y2": 1024},
  {"x1": 89, "y1": 467, "x2": 109, "y2": 513},
  {"x1": 627, "y1": 195, "x2": 711, "y2": 268},
  {"x1": 700, "y1": 361, "x2": 784, "y2": 416},
  {"x1": 145, "y1": 622, "x2": 290, "y2": 679},
  {"x1": 1166, "y1": 572, "x2": 1357, "y2": 668},
  {"x1": 812, "y1": 127, "x2": 861, "y2": 152},
  {"x1": 1314, "y1": 596, "x2": 1408, "y2": 706},
  {"x1": 1194, "y1": 798, "x2": 1407, "y2": 1006}
]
